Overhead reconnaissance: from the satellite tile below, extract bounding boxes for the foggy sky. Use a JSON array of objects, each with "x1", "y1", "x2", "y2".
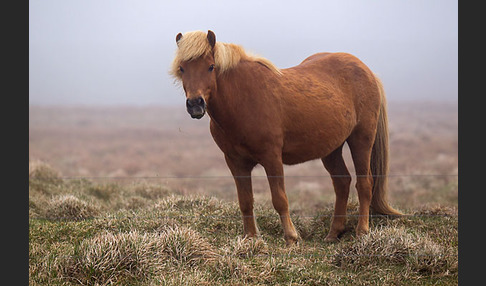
[{"x1": 29, "y1": 0, "x2": 458, "y2": 106}]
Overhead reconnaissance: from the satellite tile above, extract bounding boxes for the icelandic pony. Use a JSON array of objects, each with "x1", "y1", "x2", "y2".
[{"x1": 170, "y1": 30, "x2": 401, "y2": 245}]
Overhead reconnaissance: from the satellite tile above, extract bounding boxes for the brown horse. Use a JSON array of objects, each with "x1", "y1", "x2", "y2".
[{"x1": 170, "y1": 30, "x2": 401, "y2": 245}]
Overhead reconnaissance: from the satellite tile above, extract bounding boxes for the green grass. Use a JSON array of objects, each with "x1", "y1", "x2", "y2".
[{"x1": 29, "y1": 161, "x2": 458, "y2": 285}]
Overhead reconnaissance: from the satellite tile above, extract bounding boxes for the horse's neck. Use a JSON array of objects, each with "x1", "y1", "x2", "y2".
[
  {"x1": 206, "y1": 77, "x2": 238, "y2": 131},
  {"x1": 208, "y1": 61, "x2": 279, "y2": 131}
]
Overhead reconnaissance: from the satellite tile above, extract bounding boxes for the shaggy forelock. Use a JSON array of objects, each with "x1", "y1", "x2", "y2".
[
  {"x1": 176, "y1": 31, "x2": 213, "y2": 63},
  {"x1": 170, "y1": 30, "x2": 282, "y2": 80}
]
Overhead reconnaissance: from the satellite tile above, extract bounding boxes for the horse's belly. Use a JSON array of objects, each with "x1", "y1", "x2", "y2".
[
  {"x1": 282, "y1": 131, "x2": 347, "y2": 165},
  {"x1": 282, "y1": 125, "x2": 352, "y2": 165},
  {"x1": 282, "y1": 151, "x2": 321, "y2": 165}
]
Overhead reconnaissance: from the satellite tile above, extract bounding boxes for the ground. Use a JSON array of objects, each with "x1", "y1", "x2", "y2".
[{"x1": 29, "y1": 101, "x2": 458, "y2": 285}]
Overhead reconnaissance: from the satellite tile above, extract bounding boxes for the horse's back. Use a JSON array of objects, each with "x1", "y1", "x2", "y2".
[
  {"x1": 296, "y1": 52, "x2": 374, "y2": 78},
  {"x1": 279, "y1": 52, "x2": 381, "y2": 164},
  {"x1": 299, "y1": 52, "x2": 332, "y2": 65},
  {"x1": 289, "y1": 51, "x2": 380, "y2": 106}
]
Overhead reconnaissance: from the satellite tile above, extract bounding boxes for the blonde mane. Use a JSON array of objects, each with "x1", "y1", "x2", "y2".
[{"x1": 170, "y1": 31, "x2": 282, "y2": 79}]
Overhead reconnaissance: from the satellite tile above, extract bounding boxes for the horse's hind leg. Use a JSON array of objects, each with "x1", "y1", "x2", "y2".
[
  {"x1": 224, "y1": 154, "x2": 259, "y2": 238},
  {"x1": 347, "y1": 128, "x2": 375, "y2": 237},
  {"x1": 322, "y1": 145, "x2": 351, "y2": 242}
]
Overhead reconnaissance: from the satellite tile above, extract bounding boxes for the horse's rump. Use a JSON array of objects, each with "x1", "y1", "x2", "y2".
[{"x1": 279, "y1": 52, "x2": 380, "y2": 164}]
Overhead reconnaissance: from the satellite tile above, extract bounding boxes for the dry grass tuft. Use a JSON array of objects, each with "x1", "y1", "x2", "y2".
[
  {"x1": 160, "y1": 225, "x2": 218, "y2": 266},
  {"x1": 154, "y1": 194, "x2": 222, "y2": 212},
  {"x1": 227, "y1": 236, "x2": 269, "y2": 259},
  {"x1": 45, "y1": 195, "x2": 99, "y2": 220},
  {"x1": 209, "y1": 255, "x2": 251, "y2": 282},
  {"x1": 332, "y1": 226, "x2": 457, "y2": 275},
  {"x1": 62, "y1": 230, "x2": 166, "y2": 284},
  {"x1": 61, "y1": 227, "x2": 216, "y2": 284},
  {"x1": 413, "y1": 204, "x2": 457, "y2": 217}
]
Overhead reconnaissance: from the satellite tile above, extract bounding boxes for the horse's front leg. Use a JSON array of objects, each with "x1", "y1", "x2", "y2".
[
  {"x1": 262, "y1": 155, "x2": 299, "y2": 246},
  {"x1": 224, "y1": 154, "x2": 259, "y2": 238}
]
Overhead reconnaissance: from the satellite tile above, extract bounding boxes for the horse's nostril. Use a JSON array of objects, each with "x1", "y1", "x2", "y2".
[{"x1": 187, "y1": 97, "x2": 205, "y2": 108}]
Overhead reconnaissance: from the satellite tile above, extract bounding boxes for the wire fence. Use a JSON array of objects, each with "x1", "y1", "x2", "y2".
[
  {"x1": 30, "y1": 173, "x2": 459, "y2": 180},
  {"x1": 29, "y1": 211, "x2": 458, "y2": 222},
  {"x1": 29, "y1": 171, "x2": 458, "y2": 221}
]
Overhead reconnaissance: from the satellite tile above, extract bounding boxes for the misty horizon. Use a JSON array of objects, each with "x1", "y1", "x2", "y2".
[{"x1": 29, "y1": 0, "x2": 458, "y2": 106}]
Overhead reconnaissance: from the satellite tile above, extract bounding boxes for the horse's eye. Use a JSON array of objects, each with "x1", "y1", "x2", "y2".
[
  {"x1": 179, "y1": 66, "x2": 184, "y2": 73},
  {"x1": 208, "y1": 64, "x2": 215, "y2": 72}
]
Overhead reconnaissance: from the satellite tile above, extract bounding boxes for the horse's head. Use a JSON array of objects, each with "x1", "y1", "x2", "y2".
[{"x1": 173, "y1": 30, "x2": 218, "y2": 119}]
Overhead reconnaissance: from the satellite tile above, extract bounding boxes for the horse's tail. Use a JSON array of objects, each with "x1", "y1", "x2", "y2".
[{"x1": 370, "y1": 75, "x2": 402, "y2": 216}]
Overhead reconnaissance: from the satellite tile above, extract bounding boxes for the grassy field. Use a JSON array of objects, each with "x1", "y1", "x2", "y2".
[
  {"x1": 29, "y1": 102, "x2": 458, "y2": 285},
  {"x1": 29, "y1": 161, "x2": 457, "y2": 285}
]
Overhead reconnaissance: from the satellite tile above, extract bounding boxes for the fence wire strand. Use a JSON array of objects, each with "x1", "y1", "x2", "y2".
[
  {"x1": 30, "y1": 173, "x2": 458, "y2": 180},
  {"x1": 29, "y1": 212, "x2": 457, "y2": 222},
  {"x1": 29, "y1": 171, "x2": 458, "y2": 220}
]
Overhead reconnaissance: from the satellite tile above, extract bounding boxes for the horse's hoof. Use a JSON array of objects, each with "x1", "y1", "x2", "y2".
[
  {"x1": 243, "y1": 233, "x2": 259, "y2": 240},
  {"x1": 284, "y1": 235, "x2": 300, "y2": 247},
  {"x1": 324, "y1": 234, "x2": 339, "y2": 243},
  {"x1": 355, "y1": 228, "x2": 369, "y2": 238},
  {"x1": 285, "y1": 239, "x2": 299, "y2": 247}
]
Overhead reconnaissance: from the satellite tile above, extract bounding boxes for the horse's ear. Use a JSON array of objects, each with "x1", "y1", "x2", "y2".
[
  {"x1": 207, "y1": 30, "x2": 216, "y2": 49},
  {"x1": 176, "y1": 33, "x2": 183, "y2": 46}
]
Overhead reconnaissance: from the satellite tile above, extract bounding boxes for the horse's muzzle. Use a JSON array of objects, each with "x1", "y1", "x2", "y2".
[{"x1": 186, "y1": 97, "x2": 206, "y2": 119}]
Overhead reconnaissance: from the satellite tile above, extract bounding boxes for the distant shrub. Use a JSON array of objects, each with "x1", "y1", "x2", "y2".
[
  {"x1": 29, "y1": 160, "x2": 61, "y2": 183},
  {"x1": 29, "y1": 160, "x2": 63, "y2": 197},
  {"x1": 45, "y1": 195, "x2": 99, "y2": 220},
  {"x1": 29, "y1": 198, "x2": 40, "y2": 218},
  {"x1": 332, "y1": 226, "x2": 457, "y2": 275},
  {"x1": 123, "y1": 196, "x2": 149, "y2": 210},
  {"x1": 87, "y1": 183, "x2": 119, "y2": 201},
  {"x1": 132, "y1": 182, "x2": 170, "y2": 200}
]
